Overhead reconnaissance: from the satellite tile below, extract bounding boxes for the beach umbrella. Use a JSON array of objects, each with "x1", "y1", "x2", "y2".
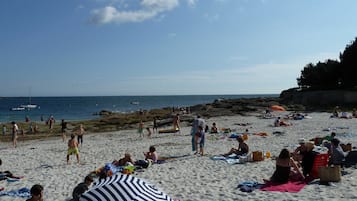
[
  {"x1": 79, "y1": 174, "x2": 173, "y2": 201},
  {"x1": 270, "y1": 105, "x2": 286, "y2": 112}
]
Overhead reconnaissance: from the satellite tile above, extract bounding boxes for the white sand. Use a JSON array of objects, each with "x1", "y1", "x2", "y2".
[{"x1": 1, "y1": 112, "x2": 357, "y2": 201}]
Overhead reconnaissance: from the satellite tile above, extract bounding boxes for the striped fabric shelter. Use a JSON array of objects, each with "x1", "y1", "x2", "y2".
[{"x1": 79, "y1": 174, "x2": 173, "y2": 201}]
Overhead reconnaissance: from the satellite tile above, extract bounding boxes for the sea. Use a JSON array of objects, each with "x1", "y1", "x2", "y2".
[{"x1": 0, "y1": 94, "x2": 278, "y2": 123}]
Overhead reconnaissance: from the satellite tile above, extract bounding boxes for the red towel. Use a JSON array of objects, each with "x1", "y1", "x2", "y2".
[{"x1": 260, "y1": 180, "x2": 307, "y2": 193}]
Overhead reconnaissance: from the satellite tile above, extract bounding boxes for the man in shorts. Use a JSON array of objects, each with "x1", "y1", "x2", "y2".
[{"x1": 67, "y1": 134, "x2": 80, "y2": 164}]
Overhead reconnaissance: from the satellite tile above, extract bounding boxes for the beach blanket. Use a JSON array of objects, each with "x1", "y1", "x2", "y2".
[
  {"x1": 210, "y1": 154, "x2": 245, "y2": 164},
  {"x1": 0, "y1": 187, "x2": 30, "y2": 198},
  {"x1": 260, "y1": 180, "x2": 307, "y2": 193}
]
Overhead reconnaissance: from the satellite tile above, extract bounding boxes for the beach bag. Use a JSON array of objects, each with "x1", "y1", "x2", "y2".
[
  {"x1": 252, "y1": 151, "x2": 264, "y2": 161},
  {"x1": 318, "y1": 165, "x2": 341, "y2": 182}
]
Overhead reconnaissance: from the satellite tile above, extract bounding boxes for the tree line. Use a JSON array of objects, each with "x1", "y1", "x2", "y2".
[{"x1": 297, "y1": 37, "x2": 357, "y2": 90}]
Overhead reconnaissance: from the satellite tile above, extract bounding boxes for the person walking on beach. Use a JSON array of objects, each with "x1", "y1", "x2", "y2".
[
  {"x1": 11, "y1": 121, "x2": 18, "y2": 148},
  {"x1": 61, "y1": 119, "x2": 67, "y2": 142},
  {"x1": 67, "y1": 134, "x2": 80, "y2": 164},
  {"x1": 76, "y1": 124, "x2": 85, "y2": 146}
]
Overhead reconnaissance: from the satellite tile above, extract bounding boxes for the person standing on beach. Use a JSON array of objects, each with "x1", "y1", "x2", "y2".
[
  {"x1": 61, "y1": 119, "x2": 67, "y2": 142},
  {"x1": 2, "y1": 124, "x2": 6, "y2": 135},
  {"x1": 138, "y1": 121, "x2": 144, "y2": 138},
  {"x1": 11, "y1": 121, "x2": 18, "y2": 148},
  {"x1": 77, "y1": 124, "x2": 85, "y2": 146},
  {"x1": 153, "y1": 117, "x2": 158, "y2": 133},
  {"x1": 173, "y1": 114, "x2": 180, "y2": 132},
  {"x1": 67, "y1": 134, "x2": 80, "y2": 164},
  {"x1": 48, "y1": 115, "x2": 55, "y2": 130},
  {"x1": 191, "y1": 115, "x2": 205, "y2": 152}
]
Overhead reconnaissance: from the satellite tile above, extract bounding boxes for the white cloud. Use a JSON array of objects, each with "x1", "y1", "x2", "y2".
[
  {"x1": 90, "y1": 0, "x2": 179, "y2": 24},
  {"x1": 187, "y1": 0, "x2": 199, "y2": 7}
]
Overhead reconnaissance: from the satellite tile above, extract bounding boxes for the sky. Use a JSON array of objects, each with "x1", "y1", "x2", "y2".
[{"x1": 1, "y1": 0, "x2": 357, "y2": 97}]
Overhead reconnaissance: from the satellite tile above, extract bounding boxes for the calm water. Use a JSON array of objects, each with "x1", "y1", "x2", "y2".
[{"x1": 0, "y1": 95, "x2": 278, "y2": 122}]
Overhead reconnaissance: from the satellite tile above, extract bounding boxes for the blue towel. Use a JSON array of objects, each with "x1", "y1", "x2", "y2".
[{"x1": 0, "y1": 187, "x2": 31, "y2": 198}]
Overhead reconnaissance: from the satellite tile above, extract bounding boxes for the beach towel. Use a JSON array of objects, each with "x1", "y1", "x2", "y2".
[
  {"x1": 260, "y1": 180, "x2": 307, "y2": 193},
  {"x1": 210, "y1": 154, "x2": 244, "y2": 164},
  {"x1": 0, "y1": 187, "x2": 30, "y2": 198}
]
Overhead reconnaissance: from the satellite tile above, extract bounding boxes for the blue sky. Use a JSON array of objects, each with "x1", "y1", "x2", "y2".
[{"x1": 1, "y1": 0, "x2": 357, "y2": 96}]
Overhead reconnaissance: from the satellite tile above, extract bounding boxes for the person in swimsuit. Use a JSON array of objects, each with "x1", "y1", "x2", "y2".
[
  {"x1": 144, "y1": 146, "x2": 158, "y2": 163},
  {"x1": 67, "y1": 134, "x2": 80, "y2": 164},
  {"x1": 11, "y1": 121, "x2": 18, "y2": 148},
  {"x1": 76, "y1": 124, "x2": 85, "y2": 146},
  {"x1": 270, "y1": 148, "x2": 303, "y2": 183},
  {"x1": 61, "y1": 119, "x2": 67, "y2": 142},
  {"x1": 223, "y1": 136, "x2": 249, "y2": 157}
]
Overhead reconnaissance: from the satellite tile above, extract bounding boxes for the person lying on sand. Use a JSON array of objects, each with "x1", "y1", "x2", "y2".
[
  {"x1": 222, "y1": 136, "x2": 249, "y2": 157},
  {"x1": 112, "y1": 153, "x2": 134, "y2": 166}
]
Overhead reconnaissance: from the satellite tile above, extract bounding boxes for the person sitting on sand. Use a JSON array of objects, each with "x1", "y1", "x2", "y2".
[
  {"x1": 222, "y1": 136, "x2": 249, "y2": 157},
  {"x1": 26, "y1": 184, "x2": 44, "y2": 201},
  {"x1": 274, "y1": 117, "x2": 290, "y2": 127},
  {"x1": 210, "y1": 122, "x2": 218, "y2": 133},
  {"x1": 113, "y1": 153, "x2": 134, "y2": 166},
  {"x1": 72, "y1": 175, "x2": 94, "y2": 201},
  {"x1": 144, "y1": 146, "x2": 158, "y2": 163},
  {"x1": 300, "y1": 142, "x2": 317, "y2": 177},
  {"x1": 67, "y1": 134, "x2": 80, "y2": 164},
  {"x1": 292, "y1": 138, "x2": 307, "y2": 162},
  {"x1": 269, "y1": 148, "x2": 304, "y2": 183},
  {"x1": 330, "y1": 138, "x2": 348, "y2": 166}
]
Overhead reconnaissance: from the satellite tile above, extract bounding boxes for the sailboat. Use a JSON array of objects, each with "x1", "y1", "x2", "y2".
[{"x1": 10, "y1": 88, "x2": 39, "y2": 111}]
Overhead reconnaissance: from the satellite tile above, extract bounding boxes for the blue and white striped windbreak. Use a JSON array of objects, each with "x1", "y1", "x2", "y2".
[{"x1": 79, "y1": 174, "x2": 174, "y2": 201}]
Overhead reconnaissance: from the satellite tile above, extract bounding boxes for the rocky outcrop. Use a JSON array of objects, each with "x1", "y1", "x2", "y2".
[{"x1": 280, "y1": 88, "x2": 357, "y2": 108}]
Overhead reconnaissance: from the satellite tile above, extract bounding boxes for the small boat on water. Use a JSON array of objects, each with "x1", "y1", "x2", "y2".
[
  {"x1": 10, "y1": 107, "x2": 26, "y2": 111},
  {"x1": 130, "y1": 101, "x2": 140, "y2": 105},
  {"x1": 20, "y1": 104, "x2": 38, "y2": 109}
]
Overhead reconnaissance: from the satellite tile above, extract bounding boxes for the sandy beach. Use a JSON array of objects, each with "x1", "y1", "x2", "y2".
[{"x1": 1, "y1": 112, "x2": 357, "y2": 201}]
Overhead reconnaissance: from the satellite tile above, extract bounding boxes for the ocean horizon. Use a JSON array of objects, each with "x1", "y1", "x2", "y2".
[{"x1": 0, "y1": 94, "x2": 278, "y2": 123}]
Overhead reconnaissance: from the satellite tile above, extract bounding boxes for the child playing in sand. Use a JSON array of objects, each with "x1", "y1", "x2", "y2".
[
  {"x1": 144, "y1": 146, "x2": 158, "y2": 163},
  {"x1": 195, "y1": 125, "x2": 205, "y2": 156},
  {"x1": 26, "y1": 184, "x2": 44, "y2": 201},
  {"x1": 67, "y1": 134, "x2": 80, "y2": 164}
]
